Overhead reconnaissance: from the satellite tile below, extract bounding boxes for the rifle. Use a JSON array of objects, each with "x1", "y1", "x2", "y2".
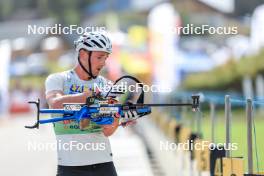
[{"x1": 25, "y1": 76, "x2": 200, "y2": 129}]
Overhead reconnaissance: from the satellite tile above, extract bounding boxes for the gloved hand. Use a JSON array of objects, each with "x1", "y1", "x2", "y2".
[{"x1": 120, "y1": 109, "x2": 138, "y2": 127}]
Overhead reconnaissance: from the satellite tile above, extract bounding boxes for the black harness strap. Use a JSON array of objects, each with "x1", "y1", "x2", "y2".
[{"x1": 78, "y1": 51, "x2": 96, "y2": 79}]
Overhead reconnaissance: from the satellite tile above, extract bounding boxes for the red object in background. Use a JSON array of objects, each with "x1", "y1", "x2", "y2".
[{"x1": 9, "y1": 103, "x2": 30, "y2": 114}]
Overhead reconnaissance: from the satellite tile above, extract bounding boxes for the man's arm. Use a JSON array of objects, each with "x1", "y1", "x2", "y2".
[
  {"x1": 101, "y1": 102, "x2": 137, "y2": 137},
  {"x1": 46, "y1": 90, "x2": 92, "y2": 109},
  {"x1": 102, "y1": 115, "x2": 137, "y2": 137},
  {"x1": 46, "y1": 90, "x2": 92, "y2": 129},
  {"x1": 102, "y1": 116, "x2": 119, "y2": 137},
  {"x1": 46, "y1": 90, "x2": 119, "y2": 135}
]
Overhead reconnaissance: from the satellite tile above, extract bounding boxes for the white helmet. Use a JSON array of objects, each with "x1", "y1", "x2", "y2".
[
  {"x1": 74, "y1": 32, "x2": 112, "y2": 54},
  {"x1": 74, "y1": 32, "x2": 112, "y2": 79}
]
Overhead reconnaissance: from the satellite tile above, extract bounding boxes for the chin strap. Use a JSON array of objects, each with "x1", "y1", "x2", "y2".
[{"x1": 78, "y1": 51, "x2": 97, "y2": 79}]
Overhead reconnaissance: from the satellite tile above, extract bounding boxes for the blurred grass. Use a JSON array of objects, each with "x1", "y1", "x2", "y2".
[
  {"x1": 183, "y1": 49, "x2": 264, "y2": 90},
  {"x1": 182, "y1": 108, "x2": 264, "y2": 173},
  {"x1": 10, "y1": 75, "x2": 47, "y2": 90}
]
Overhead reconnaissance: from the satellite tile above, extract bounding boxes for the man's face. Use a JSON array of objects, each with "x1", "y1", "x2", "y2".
[{"x1": 79, "y1": 49, "x2": 109, "y2": 77}]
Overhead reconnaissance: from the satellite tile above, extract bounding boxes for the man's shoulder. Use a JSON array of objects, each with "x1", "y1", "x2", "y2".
[
  {"x1": 46, "y1": 70, "x2": 72, "y2": 81},
  {"x1": 45, "y1": 71, "x2": 73, "y2": 93}
]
